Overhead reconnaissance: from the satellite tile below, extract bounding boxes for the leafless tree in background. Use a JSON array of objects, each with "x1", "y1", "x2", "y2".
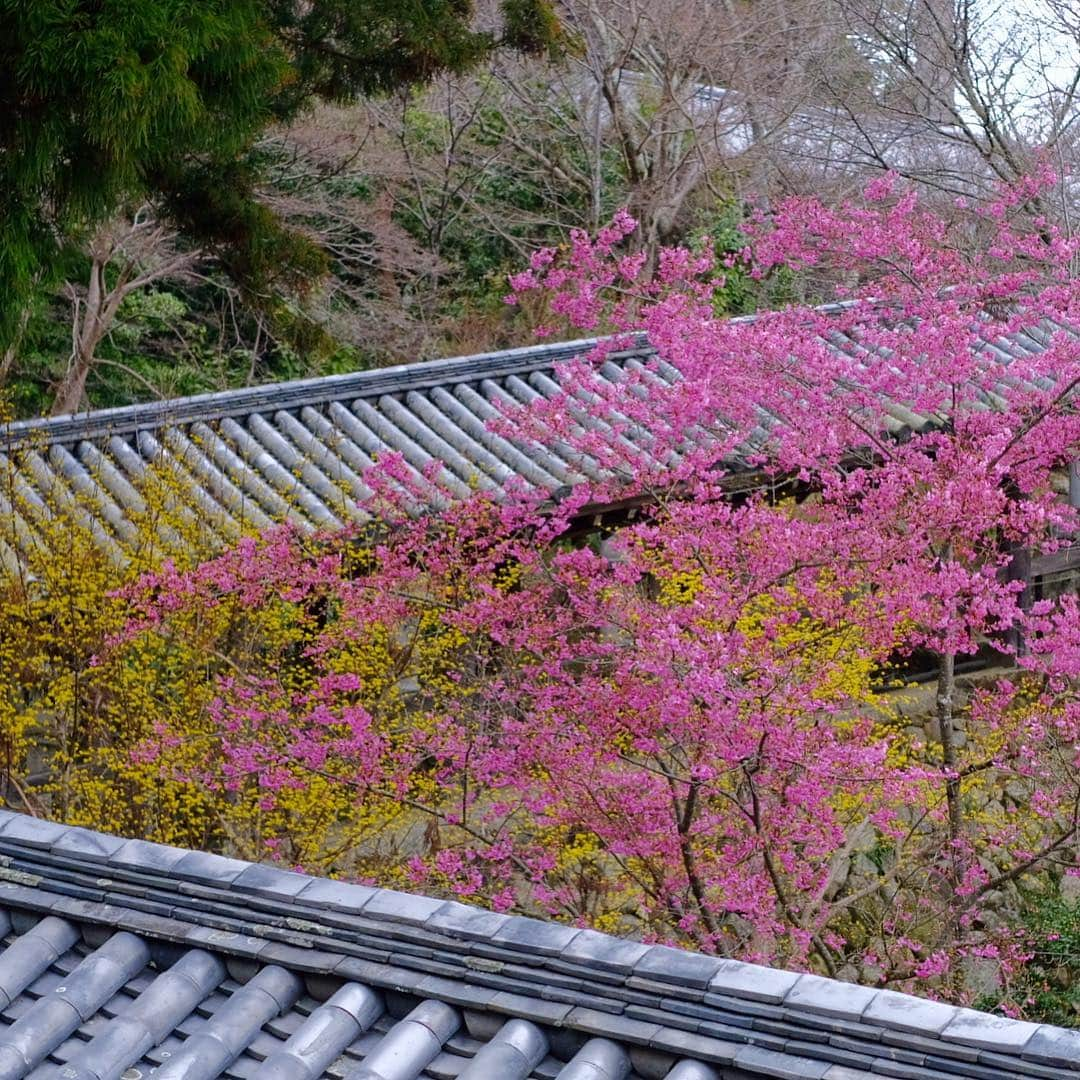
[
  {"x1": 256, "y1": 0, "x2": 1080, "y2": 367},
  {"x1": 792, "y1": 0, "x2": 1080, "y2": 215},
  {"x1": 257, "y1": 110, "x2": 448, "y2": 359},
  {"x1": 498, "y1": 0, "x2": 855, "y2": 257},
  {"x1": 52, "y1": 212, "x2": 199, "y2": 415},
  {"x1": 356, "y1": 0, "x2": 856, "y2": 276}
]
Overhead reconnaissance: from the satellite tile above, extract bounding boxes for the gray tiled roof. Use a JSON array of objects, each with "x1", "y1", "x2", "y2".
[
  {"x1": 0, "y1": 810, "x2": 1074, "y2": 1079},
  {"x1": 0, "y1": 315, "x2": 1067, "y2": 566}
]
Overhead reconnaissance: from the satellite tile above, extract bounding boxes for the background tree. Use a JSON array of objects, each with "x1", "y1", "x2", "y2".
[
  {"x1": 795, "y1": 0, "x2": 1080, "y2": 209},
  {"x1": 52, "y1": 211, "x2": 200, "y2": 415},
  {"x1": 299, "y1": 0, "x2": 1080, "y2": 371},
  {"x1": 6, "y1": 0, "x2": 1079, "y2": 419},
  {"x1": 0, "y1": 0, "x2": 560, "y2": 409}
]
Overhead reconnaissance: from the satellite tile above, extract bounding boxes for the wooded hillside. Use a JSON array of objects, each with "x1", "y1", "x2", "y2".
[{"x1": 4, "y1": 0, "x2": 1079, "y2": 418}]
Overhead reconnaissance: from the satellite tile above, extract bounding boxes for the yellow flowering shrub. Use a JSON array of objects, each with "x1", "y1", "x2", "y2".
[{"x1": 0, "y1": 432, "x2": 461, "y2": 875}]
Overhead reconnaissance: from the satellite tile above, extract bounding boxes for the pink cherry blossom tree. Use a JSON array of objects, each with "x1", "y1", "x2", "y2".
[{"x1": 117, "y1": 168, "x2": 1080, "y2": 1006}]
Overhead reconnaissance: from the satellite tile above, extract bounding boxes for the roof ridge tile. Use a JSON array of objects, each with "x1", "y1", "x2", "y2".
[{"x1": 0, "y1": 810, "x2": 1073, "y2": 1078}]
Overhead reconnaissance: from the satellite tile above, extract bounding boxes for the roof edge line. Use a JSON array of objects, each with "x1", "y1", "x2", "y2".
[{"x1": 0, "y1": 335, "x2": 633, "y2": 448}]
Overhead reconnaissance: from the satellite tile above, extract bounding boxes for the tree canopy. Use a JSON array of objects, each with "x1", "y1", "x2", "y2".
[{"x1": 0, "y1": 0, "x2": 560, "y2": 349}]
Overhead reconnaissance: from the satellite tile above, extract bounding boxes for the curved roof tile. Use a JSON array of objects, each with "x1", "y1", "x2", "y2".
[{"x1": 2, "y1": 313, "x2": 1066, "y2": 560}]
